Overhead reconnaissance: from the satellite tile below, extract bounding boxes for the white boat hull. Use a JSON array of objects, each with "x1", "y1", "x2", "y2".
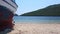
[{"x1": 0, "y1": 0, "x2": 18, "y2": 13}]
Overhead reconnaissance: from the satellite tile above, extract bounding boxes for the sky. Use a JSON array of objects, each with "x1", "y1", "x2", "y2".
[{"x1": 15, "y1": 0, "x2": 60, "y2": 15}]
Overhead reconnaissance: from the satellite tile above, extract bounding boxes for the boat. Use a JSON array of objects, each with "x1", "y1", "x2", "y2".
[{"x1": 0, "y1": 0, "x2": 18, "y2": 31}]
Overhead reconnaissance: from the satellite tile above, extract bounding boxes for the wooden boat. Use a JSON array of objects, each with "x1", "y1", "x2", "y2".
[{"x1": 0, "y1": 0, "x2": 18, "y2": 31}]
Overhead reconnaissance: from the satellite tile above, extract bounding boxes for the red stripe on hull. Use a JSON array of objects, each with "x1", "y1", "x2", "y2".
[{"x1": 0, "y1": 5, "x2": 14, "y2": 31}]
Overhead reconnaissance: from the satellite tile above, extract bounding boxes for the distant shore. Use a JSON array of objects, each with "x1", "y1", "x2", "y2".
[{"x1": 8, "y1": 22, "x2": 60, "y2": 34}]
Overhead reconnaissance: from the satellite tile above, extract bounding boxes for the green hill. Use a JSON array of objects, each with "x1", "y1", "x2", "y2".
[{"x1": 21, "y1": 4, "x2": 60, "y2": 16}]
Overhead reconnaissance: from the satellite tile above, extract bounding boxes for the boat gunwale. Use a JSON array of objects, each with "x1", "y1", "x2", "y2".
[{"x1": 2, "y1": 0, "x2": 18, "y2": 9}]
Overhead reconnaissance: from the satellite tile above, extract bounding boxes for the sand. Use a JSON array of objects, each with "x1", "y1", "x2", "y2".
[
  {"x1": 0, "y1": 22, "x2": 60, "y2": 34},
  {"x1": 7, "y1": 23, "x2": 60, "y2": 34}
]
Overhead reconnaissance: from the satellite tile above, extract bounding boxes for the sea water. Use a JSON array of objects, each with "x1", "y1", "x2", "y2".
[{"x1": 13, "y1": 16, "x2": 60, "y2": 23}]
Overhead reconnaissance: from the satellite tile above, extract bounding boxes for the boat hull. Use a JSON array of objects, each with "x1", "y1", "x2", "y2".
[
  {"x1": 0, "y1": 0, "x2": 18, "y2": 31},
  {"x1": 0, "y1": 0, "x2": 18, "y2": 13}
]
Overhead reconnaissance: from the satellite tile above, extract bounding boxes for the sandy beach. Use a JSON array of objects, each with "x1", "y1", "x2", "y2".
[
  {"x1": 5, "y1": 22, "x2": 60, "y2": 34},
  {"x1": 0, "y1": 22, "x2": 60, "y2": 34}
]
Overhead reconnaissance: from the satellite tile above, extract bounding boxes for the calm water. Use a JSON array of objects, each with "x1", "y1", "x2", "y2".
[{"x1": 13, "y1": 16, "x2": 60, "y2": 23}]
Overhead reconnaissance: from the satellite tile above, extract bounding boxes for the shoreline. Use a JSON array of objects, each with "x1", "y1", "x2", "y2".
[
  {"x1": 15, "y1": 21, "x2": 60, "y2": 24},
  {"x1": 8, "y1": 23, "x2": 60, "y2": 34}
]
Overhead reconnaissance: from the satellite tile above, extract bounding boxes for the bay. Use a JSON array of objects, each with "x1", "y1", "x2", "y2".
[{"x1": 13, "y1": 16, "x2": 60, "y2": 23}]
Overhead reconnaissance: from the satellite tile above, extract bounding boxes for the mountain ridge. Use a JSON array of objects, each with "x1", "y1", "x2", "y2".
[{"x1": 21, "y1": 4, "x2": 60, "y2": 16}]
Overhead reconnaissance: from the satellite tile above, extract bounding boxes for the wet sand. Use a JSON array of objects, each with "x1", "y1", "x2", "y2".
[{"x1": 8, "y1": 23, "x2": 60, "y2": 34}]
